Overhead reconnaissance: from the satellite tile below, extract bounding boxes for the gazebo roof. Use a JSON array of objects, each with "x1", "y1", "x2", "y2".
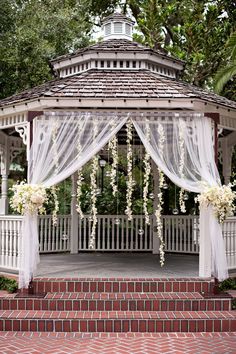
[
  {"x1": 50, "y1": 38, "x2": 183, "y2": 66},
  {"x1": 0, "y1": 11, "x2": 235, "y2": 123},
  {"x1": 0, "y1": 68, "x2": 236, "y2": 110}
]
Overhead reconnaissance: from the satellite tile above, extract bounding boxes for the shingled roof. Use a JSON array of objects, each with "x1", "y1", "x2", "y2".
[
  {"x1": 0, "y1": 69, "x2": 235, "y2": 109},
  {"x1": 102, "y1": 12, "x2": 135, "y2": 24},
  {"x1": 51, "y1": 39, "x2": 183, "y2": 65}
]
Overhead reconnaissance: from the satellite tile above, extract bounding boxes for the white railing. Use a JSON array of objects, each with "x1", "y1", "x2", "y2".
[
  {"x1": 78, "y1": 215, "x2": 153, "y2": 251},
  {"x1": 162, "y1": 215, "x2": 199, "y2": 254},
  {"x1": 0, "y1": 215, "x2": 22, "y2": 271},
  {"x1": 0, "y1": 214, "x2": 236, "y2": 271},
  {"x1": 222, "y1": 217, "x2": 236, "y2": 270},
  {"x1": 39, "y1": 215, "x2": 71, "y2": 253}
]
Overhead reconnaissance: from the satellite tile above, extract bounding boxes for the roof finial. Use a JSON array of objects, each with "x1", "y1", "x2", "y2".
[{"x1": 102, "y1": 12, "x2": 134, "y2": 41}]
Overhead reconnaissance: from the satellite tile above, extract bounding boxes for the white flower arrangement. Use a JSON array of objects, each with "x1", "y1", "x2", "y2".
[
  {"x1": 178, "y1": 121, "x2": 186, "y2": 213},
  {"x1": 196, "y1": 184, "x2": 236, "y2": 224},
  {"x1": 76, "y1": 169, "x2": 84, "y2": 219},
  {"x1": 125, "y1": 119, "x2": 135, "y2": 221},
  {"x1": 108, "y1": 133, "x2": 118, "y2": 196},
  {"x1": 89, "y1": 155, "x2": 99, "y2": 249},
  {"x1": 143, "y1": 121, "x2": 151, "y2": 225},
  {"x1": 156, "y1": 123, "x2": 165, "y2": 266},
  {"x1": 11, "y1": 182, "x2": 48, "y2": 215}
]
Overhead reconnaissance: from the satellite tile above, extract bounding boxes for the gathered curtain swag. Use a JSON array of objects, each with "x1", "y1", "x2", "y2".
[{"x1": 19, "y1": 111, "x2": 228, "y2": 289}]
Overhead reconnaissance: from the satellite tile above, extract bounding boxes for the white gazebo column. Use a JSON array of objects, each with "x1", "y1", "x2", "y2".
[
  {"x1": 0, "y1": 139, "x2": 10, "y2": 215},
  {"x1": 198, "y1": 214, "x2": 212, "y2": 278},
  {"x1": 70, "y1": 172, "x2": 79, "y2": 254},
  {"x1": 152, "y1": 161, "x2": 160, "y2": 254},
  {"x1": 221, "y1": 136, "x2": 233, "y2": 185}
]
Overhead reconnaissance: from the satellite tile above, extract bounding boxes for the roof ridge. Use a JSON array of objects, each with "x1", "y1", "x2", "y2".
[{"x1": 50, "y1": 38, "x2": 183, "y2": 65}]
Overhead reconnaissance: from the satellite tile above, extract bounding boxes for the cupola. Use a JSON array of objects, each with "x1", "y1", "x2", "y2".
[
  {"x1": 50, "y1": 12, "x2": 184, "y2": 79},
  {"x1": 102, "y1": 12, "x2": 134, "y2": 41}
]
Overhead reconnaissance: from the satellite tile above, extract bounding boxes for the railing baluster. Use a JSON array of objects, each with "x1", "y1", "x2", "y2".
[
  {"x1": 121, "y1": 216, "x2": 124, "y2": 250},
  {"x1": 0, "y1": 214, "x2": 236, "y2": 268}
]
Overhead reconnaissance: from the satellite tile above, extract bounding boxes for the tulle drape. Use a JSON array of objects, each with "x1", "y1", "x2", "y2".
[
  {"x1": 132, "y1": 113, "x2": 228, "y2": 281},
  {"x1": 20, "y1": 111, "x2": 128, "y2": 288},
  {"x1": 19, "y1": 110, "x2": 228, "y2": 288}
]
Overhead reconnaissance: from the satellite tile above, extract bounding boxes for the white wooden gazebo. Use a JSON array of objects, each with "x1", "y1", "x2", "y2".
[{"x1": 0, "y1": 13, "x2": 236, "y2": 285}]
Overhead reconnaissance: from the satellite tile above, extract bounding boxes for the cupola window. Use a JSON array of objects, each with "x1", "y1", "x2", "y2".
[
  {"x1": 105, "y1": 23, "x2": 111, "y2": 36},
  {"x1": 114, "y1": 22, "x2": 123, "y2": 34},
  {"x1": 125, "y1": 24, "x2": 131, "y2": 36}
]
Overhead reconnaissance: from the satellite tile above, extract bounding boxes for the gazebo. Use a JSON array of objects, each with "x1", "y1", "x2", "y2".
[{"x1": 0, "y1": 13, "x2": 236, "y2": 289}]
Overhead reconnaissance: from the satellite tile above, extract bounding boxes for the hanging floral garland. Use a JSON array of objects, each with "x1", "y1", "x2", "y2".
[
  {"x1": 51, "y1": 122, "x2": 59, "y2": 225},
  {"x1": 76, "y1": 169, "x2": 84, "y2": 219},
  {"x1": 125, "y1": 119, "x2": 135, "y2": 221},
  {"x1": 179, "y1": 121, "x2": 186, "y2": 213},
  {"x1": 108, "y1": 131, "x2": 118, "y2": 196},
  {"x1": 89, "y1": 121, "x2": 98, "y2": 249},
  {"x1": 51, "y1": 186, "x2": 59, "y2": 225},
  {"x1": 155, "y1": 123, "x2": 165, "y2": 266},
  {"x1": 76, "y1": 126, "x2": 84, "y2": 219},
  {"x1": 89, "y1": 155, "x2": 99, "y2": 249},
  {"x1": 143, "y1": 120, "x2": 151, "y2": 225}
]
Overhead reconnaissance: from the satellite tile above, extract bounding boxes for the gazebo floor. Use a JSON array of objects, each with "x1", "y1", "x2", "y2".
[{"x1": 35, "y1": 252, "x2": 199, "y2": 278}]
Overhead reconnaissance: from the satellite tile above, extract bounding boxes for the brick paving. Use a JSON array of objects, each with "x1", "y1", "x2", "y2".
[
  {"x1": 0, "y1": 291, "x2": 231, "y2": 312},
  {"x1": 32, "y1": 277, "x2": 215, "y2": 293},
  {"x1": 1, "y1": 277, "x2": 235, "y2": 352},
  {"x1": 0, "y1": 332, "x2": 235, "y2": 353}
]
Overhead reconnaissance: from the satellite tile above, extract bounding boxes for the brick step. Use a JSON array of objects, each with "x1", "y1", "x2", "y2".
[
  {"x1": 0, "y1": 310, "x2": 235, "y2": 332},
  {"x1": 33, "y1": 277, "x2": 215, "y2": 294},
  {"x1": 0, "y1": 292, "x2": 231, "y2": 311}
]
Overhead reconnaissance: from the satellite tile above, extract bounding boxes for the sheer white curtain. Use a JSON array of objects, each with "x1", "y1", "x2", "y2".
[
  {"x1": 132, "y1": 112, "x2": 228, "y2": 281},
  {"x1": 19, "y1": 111, "x2": 128, "y2": 288}
]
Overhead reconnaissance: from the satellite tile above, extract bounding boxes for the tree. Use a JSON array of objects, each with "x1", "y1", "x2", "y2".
[
  {"x1": 0, "y1": 0, "x2": 92, "y2": 99},
  {"x1": 1, "y1": 0, "x2": 236, "y2": 99},
  {"x1": 214, "y1": 32, "x2": 236, "y2": 96},
  {"x1": 129, "y1": 0, "x2": 236, "y2": 87}
]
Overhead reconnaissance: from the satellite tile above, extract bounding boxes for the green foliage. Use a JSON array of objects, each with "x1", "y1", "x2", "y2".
[
  {"x1": 218, "y1": 277, "x2": 236, "y2": 291},
  {"x1": 214, "y1": 32, "x2": 236, "y2": 96},
  {"x1": 0, "y1": 276, "x2": 18, "y2": 293},
  {"x1": 1, "y1": 0, "x2": 236, "y2": 98},
  {"x1": 0, "y1": 0, "x2": 92, "y2": 98},
  {"x1": 130, "y1": 0, "x2": 236, "y2": 88}
]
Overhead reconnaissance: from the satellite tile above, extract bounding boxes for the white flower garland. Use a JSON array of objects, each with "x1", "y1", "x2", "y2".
[
  {"x1": 108, "y1": 132, "x2": 118, "y2": 196},
  {"x1": 178, "y1": 121, "x2": 186, "y2": 213},
  {"x1": 125, "y1": 119, "x2": 135, "y2": 221},
  {"x1": 51, "y1": 185, "x2": 59, "y2": 225},
  {"x1": 196, "y1": 184, "x2": 235, "y2": 224},
  {"x1": 155, "y1": 123, "x2": 165, "y2": 266},
  {"x1": 76, "y1": 169, "x2": 84, "y2": 219},
  {"x1": 89, "y1": 121, "x2": 98, "y2": 249},
  {"x1": 11, "y1": 182, "x2": 48, "y2": 215},
  {"x1": 52, "y1": 122, "x2": 59, "y2": 225},
  {"x1": 76, "y1": 126, "x2": 84, "y2": 219},
  {"x1": 143, "y1": 121, "x2": 151, "y2": 225},
  {"x1": 89, "y1": 155, "x2": 99, "y2": 249}
]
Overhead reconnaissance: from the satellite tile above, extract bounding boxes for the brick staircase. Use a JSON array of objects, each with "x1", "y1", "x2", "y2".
[{"x1": 0, "y1": 277, "x2": 235, "y2": 333}]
